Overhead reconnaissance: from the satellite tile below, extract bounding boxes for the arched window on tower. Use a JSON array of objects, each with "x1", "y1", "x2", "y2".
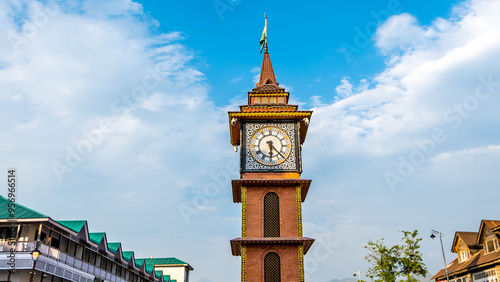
[
  {"x1": 264, "y1": 252, "x2": 281, "y2": 282},
  {"x1": 264, "y1": 192, "x2": 280, "y2": 237}
]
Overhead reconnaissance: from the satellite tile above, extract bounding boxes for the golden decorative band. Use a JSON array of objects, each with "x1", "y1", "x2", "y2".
[
  {"x1": 229, "y1": 112, "x2": 312, "y2": 118},
  {"x1": 297, "y1": 186, "x2": 303, "y2": 237},
  {"x1": 241, "y1": 245, "x2": 247, "y2": 282},
  {"x1": 299, "y1": 244, "x2": 305, "y2": 282},
  {"x1": 249, "y1": 93, "x2": 289, "y2": 97},
  {"x1": 242, "y1": 186, "x2": 247, "y2": 237}
]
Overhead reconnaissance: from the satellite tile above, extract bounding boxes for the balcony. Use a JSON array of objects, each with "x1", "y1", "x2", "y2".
[{"x1": 0, "y1": 241, "x2": 129, "y2": 282}]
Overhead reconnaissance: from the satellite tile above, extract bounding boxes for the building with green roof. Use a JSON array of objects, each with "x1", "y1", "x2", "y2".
[{"x1": 0, "y1": 196, "x2": 192, "y2": 282}]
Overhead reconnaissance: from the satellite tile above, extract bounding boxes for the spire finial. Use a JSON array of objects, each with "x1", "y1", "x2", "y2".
[
  {"x1": 265, "y1": 41, "x2": 268, "y2": 53},
  {"x1": 260, "y1": 13, "x2": 268, "y2": 53}
]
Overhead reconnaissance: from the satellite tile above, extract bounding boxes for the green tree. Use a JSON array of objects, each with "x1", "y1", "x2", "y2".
[
  {"x1": 397, "y1": 230, "x2": 428, "y2": 282},
  {"x1": 364, "y1": 239, "x2": 399, "y2": 282}
]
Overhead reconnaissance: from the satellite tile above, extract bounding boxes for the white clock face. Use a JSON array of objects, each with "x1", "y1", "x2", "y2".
[
  {"x1": 249, "y1": 126, "x2": 292, "y2": 166},
  {"x1": 243, "y1": 122, "x2": 298, "y2": 171}
]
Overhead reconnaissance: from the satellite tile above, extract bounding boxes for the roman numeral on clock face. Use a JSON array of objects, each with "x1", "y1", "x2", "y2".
[{"x1": 249, "y1": 126, "x2": 292, "y2": 166}]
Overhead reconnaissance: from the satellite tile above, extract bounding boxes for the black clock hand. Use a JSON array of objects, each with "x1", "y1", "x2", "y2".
[
  {"x1": 267, "y1": 140, "x2": 285, "y2": 159},
  {"x1": 272, "y1": 146, "x2": 286, "y2": 159},
  {"x1": 266, "y1": 140, "x2": 273, "y2": 157}
]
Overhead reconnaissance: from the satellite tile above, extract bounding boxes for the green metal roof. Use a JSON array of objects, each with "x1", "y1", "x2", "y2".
[
  {"x1": 57, "y1": 220, "x2": 86, "y2": 233},
  {"x1": 134, "y1": 259, "x2": 154, "y2": 275},
  {"x1": 122, "y1": 251, "x2": 134, "y2": 262},
  {"x1": 107, "y1": 242, "x2": 121, "y2": 254},
  {"x1": 135, "y1": 259, "x2": 145, "y2": 268},
  {"x1": 0, "y1": 196, "x2": 48, "y2": 219},
  {"x1": 89, "y1": 232, "x2": 105, "y2": 245},
  {"x1": 145, "y1": 264, "x2": 154, "y2": 274},
  {"x1": 155, "y1": 270, "x2": 162, "y2": 279},
  {"x1": 142, "y1": 257, "x2": 193, "y2": 272},
  {"x1": 142, "y1": 257, "x2": 189, "y2": 265},
  {"x1": 0, "y1": 196, "x2": 191, "y2": 281}
]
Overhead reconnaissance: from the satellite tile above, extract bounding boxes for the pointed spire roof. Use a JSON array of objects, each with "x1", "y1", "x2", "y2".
[{"x1": 254, "y1": 43, "x2": 283, "y2": 91}]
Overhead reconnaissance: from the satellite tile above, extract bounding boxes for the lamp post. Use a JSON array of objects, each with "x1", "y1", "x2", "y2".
[
  {"x1": 29, "y1": 241, "x2": 41, "y2": 282},
  {"x1": 353, "y1": 271, "x2": 362, "y2": 282},
  {"x1": 431, "y1": 230, "x2": 450, "y2": 282}
]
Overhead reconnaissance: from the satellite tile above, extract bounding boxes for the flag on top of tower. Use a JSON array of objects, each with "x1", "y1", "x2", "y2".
[{"x1": 260, "y1": 13, "x2": 267, "y2": 53}]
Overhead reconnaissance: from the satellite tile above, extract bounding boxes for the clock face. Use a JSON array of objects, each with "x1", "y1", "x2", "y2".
[
  {"x1": 249, "y1": 126, "x2": 292, "y2": 166},
  {"x1": 242, "y1": 122, "x2": 299, "y2": 172}
]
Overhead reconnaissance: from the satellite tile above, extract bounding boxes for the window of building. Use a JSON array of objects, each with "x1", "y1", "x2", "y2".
[
  {"x1": 107, "y1": 259, "x2": 113, "y2": 272},
  {"x1": 101, "y1": 257, "x2": 108, "y2": 270},
  {"x1": 67, "y1": 240, "x2": 77, "y2": 257},
  {"x1": 83, "y1": 247, "x2": 90, "y2": 262},
  {"x1": 459, "y1": 249, "x2": 470, "y2": 262},
  {"x1": 484, "y1": 239, "x2": 499, "y2": 254},
  {"x1": 264, "y1": 192, "x2": 280, "y2": 237},
  {"x1": 59, "y1": 235, "x2": 68, "y2": 252},
  {"x1": 75, "y1": 244, "x2": 84, "y2": 259},
  {"x1": 50, "y1": 232, "x2": 60, "y2": 249},
  {"x1": 474, "y1": 270, "x2": 497, "y2": 280},
  {"x1": 95, "y1": 254, "x2": 102, "y2": 268},
  {"x1": 89, "y1": 252, "x2": 96, "y2": 265},
  {"x1": 34, "y1": 229, "x2": 47, "y2": 243},
  {"x1": 0, "y1": 227, "x2": 15, "y2": 240},
  {"x1": 264, "y1": 252, "x2": 281, "y2": 282}
]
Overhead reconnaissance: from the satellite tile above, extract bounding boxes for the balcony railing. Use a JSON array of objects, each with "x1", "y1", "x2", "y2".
[{"x1": 0, "y1": 241, "x2": 132, "y2": 282}]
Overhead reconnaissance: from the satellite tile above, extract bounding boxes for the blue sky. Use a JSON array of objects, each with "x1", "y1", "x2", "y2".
[{"x1": 1, "y1": 0, "x2": 500, "y2": 281}]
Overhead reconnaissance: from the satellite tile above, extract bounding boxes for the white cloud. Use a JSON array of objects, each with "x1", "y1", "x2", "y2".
[
  {"x1": 335, "y1": 77, "x2": 353, "y2": 98},
  {"x1": 251, "y1": 66, "x2": 260, "y2": 83},
  {"x1": 3, "y1": 0, "x2": 500, "y2": 281},
  {"x1": 375, "y1": 13, "x2": 429, "y2": 55},
  {"x1": 312, "y1": 0, "x2": 500, "y2": 158},
  {"x1": 303, "y1": 2, "x2": 500, "y2": 279},
  {"x1": 0, "y1": 2, "x2": 230, "y2": 280}
]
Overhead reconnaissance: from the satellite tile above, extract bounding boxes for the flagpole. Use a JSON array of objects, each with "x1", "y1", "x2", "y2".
[{"x1": 260, "y1": 13, "x2": 267, "y2": 53}]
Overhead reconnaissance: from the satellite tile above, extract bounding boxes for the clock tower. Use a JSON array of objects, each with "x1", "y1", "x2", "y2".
[{"x1": 228, "y1": 41, "x2": 315, "y2": 282}]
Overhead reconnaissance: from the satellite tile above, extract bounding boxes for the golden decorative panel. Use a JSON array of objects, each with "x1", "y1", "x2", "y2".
[
  {"x1": 296, "y1": 186, "x2": 303, "y2": 237},
  {"x1": 242, "y1": 186, "x2": 247, "y2": 237},
  {"x1": 241, "y1": 245, "x2": 246, "y2": 282},
  {"x1": 299, "y1": 245, "x2": 305, "y2": 282}
]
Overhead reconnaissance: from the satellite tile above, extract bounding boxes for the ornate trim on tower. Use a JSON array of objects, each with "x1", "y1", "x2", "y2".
[
  {"x1": 228, "y1": 16, "x2": 314, "y2": 281},
  {"x1": 241, "y1": 186, "x2": 247, "y2": 237},
  {"x1": 297, "y1": 185, "x2": 303, "y2": 237},
  {"x1": 241, "y1": 245, "x2": 247, "y2": 281},
  {"x1": 299, "y1": 245, "x2": 305, "y2": 282}
]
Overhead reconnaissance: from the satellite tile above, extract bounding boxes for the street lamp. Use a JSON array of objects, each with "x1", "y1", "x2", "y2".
[
  {"x1": 353, "y1": 271, "x2": 362, "y2": 282},
  {"x1": 29, "y1": 241, "x2": 41, "y2": 282},
  {"x1": 431, "y1": 230, "x2": 450, "y2": 282}
]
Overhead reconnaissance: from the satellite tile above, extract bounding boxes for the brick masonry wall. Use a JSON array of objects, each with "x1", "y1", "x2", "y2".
[
  {"x1": 246, "y1": 244, "x2": 300, "y2": 282},
  {"x1": 246, "y1": 185, "x2": 299, "y2": 237}
]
